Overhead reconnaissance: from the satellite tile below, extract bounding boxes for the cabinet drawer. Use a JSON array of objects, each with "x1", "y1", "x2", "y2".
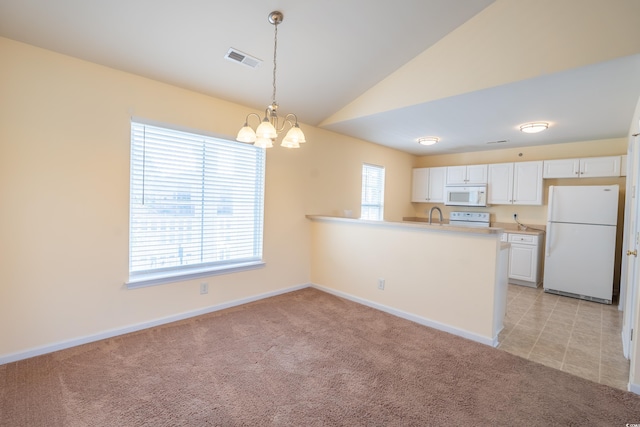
[{"x1": 508, "y1": 234, "x2": 537, "y2": 245}]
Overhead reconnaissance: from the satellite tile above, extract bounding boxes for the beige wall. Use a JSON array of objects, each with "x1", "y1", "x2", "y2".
[{"x1": 0, "y1": 37, "x2": 414, "y2": 358}]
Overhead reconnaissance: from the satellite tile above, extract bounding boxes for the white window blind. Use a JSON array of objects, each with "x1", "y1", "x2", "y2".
[
  {"x1": 361, "y1": 163, "x2": 385, "y2": 221},
  {"x1": 128, "y1": 122, "x2": 265, "y2": 287}
]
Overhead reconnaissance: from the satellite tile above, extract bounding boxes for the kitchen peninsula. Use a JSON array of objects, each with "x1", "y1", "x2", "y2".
[{"x1": 307, "y1": 215, "x2": 509, "y2": 346}]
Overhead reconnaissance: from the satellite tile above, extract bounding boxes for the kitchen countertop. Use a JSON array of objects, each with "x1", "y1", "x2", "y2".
[
  {"x1": 492, "y1": 222, "x2": 545, "y2": 236},
  {"x1": 308, "y1": 215, "x2": 503, "y2": 235},
  {"x1": 402, "y1": 217, "x2": 545, "y2": 236}
]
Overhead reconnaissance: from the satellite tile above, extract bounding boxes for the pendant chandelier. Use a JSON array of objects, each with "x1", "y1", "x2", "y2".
[{"x1": 236, "y1": 11, "x2": 307, "y2": 149}]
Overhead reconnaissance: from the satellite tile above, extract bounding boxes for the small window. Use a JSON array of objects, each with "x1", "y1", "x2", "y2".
[
  {"x1": 128, "y1": 122, "x2": 266, "y2": 288},
  {"x1": 361, "y1": 163, "x2": 385, "y2": 221}
]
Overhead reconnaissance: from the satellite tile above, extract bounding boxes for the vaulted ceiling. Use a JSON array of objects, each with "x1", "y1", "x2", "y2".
[{"x1": 1, "y1": 0, "x2": 639, "y2": 154}]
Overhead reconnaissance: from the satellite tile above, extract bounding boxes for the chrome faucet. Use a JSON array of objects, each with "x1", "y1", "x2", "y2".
[{"x1": 428, "y1": 206, "x2": 443, "y2": 225}]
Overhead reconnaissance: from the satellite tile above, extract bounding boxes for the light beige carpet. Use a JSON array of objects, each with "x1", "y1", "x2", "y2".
[{"x1": 1, "y1": 287, "x2": 639, "y2": 426}]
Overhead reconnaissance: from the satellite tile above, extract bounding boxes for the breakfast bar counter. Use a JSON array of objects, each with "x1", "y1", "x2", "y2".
[{"x1": 306, "y1": 215, "x2": 509, "y2": 346}]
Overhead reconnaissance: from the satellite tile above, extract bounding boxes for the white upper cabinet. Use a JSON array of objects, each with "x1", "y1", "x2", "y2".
[
  {"x1": 543, "y1": 156, "x2": 621, "y2": 179},
  {"x1": 446, "y1": 164, "x2": 488, "y2": 185},
  {"x1": 542, "y1": 158, "x2": 579, "y2": 178},
  {"x1": 445, "y1": 166, "x2": 467, "y2": 184},
  {"x1": 411, "y1": 167, "x2": 446, "y2": 203},
  {"x1": 512, "y1": 161, "x2": 544, "y2": 205},
  {"x1": 621, "y1": 154, "x2": 628, "y2": 177},
  {"x1": 428, "y1": 167, "x2": 446, "y2": 203},
  {"x1": 487, "y1": 163, "x2": 514, "y2": 205},
  {"x1": 488, "y1": 161, "x2": 543, "y2": 205},
  {"x1": 580, "y1": 156, "x2": 621, "y2": 177},
  {"x1": 412, "y1": 168, "x2": 429, "y2": 202}
]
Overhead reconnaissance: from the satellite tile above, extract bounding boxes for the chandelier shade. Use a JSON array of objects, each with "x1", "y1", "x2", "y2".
[
  {"x1": 256, "y1": 119, "x2": 278, "y2": 140},
  {"x1": 254, "y1": 137, "x2": 274, "y2": 149},
  {"x1": 236, "y1": 123, "x2": 257, "y2": 143}
]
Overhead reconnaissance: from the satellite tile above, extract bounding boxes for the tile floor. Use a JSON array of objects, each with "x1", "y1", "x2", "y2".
[{"x1": 498, "y1": 284, "x2": 630, "y2": 391}]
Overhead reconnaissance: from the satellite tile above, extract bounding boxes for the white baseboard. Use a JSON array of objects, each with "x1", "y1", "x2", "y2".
[
  {"x1": 310, "y1": 283, "x2": 495, "y2": 347},
  {"x1": 0, "y1": 283, "x2": 310, "y2": 365}
]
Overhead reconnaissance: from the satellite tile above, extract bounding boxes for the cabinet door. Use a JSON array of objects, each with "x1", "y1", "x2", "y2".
[
  {"x1": 580, "y1": 156, "x2": 621, "y2": 178},
  {"x1": 411, "y1": 168, "x2": 429, "y2": 202},
  {"x1": 512, "y1": 161, "x2": 543, "y2": 205},
  {"x1": 508, "y1": 244, "x2": 537, "y2": 282},
  {"x1": 621, "y1": 155, "x2": 627, "y2": 177},
  {"x1": 466, "y1": 164, "x2": 488, "y2": 184},
  {"x1": 543, "y1": 158, "x2": 580, "y2": 178},
  {"x1": 487, "y1": 163, "x2": 514, "y2": 205},
  {"x1": 445, "y1": 166, "x2": 467, "y2": 185},
  {"x1": 428, "y1": 167, "x2": 446, "y2": 203}
]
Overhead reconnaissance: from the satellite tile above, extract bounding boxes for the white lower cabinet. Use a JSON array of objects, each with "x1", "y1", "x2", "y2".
[{"x1": 505, "y1": 233, "x2": 543, "y2": 287}]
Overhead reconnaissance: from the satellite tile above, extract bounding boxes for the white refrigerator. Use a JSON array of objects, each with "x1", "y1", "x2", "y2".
[{"x1": 543, "y1": 185, "x2": 619, "y2": 304}]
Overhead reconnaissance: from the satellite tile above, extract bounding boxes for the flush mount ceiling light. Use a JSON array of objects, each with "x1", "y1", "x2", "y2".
[
  {"x1": 236, "y1": 11, "x2": 306, "y2": 149},
  {"x1": 519, "y1": 122, "x2": 549, "y2": 134},
  {"x1": 417, "y1": 137, "x2": 439, "y2": 146}
]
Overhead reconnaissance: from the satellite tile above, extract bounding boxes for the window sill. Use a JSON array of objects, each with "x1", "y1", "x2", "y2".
[{"x1": 126, "y1": 261, "x2": 266, "y2": 289}]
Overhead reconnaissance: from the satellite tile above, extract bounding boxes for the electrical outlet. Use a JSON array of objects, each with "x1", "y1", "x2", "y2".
[
  {"x1": 200, "y1": 283, "x2": 209, "y2": 295},
  {"x1": 378, "y1": 278, "x2": 385, "y2": 290}
]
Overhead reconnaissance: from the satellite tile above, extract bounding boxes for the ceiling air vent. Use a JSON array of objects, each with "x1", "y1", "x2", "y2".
[
  {"x1": 225, "y1": 48, "x2": 262, "y2": 69},
  {"x1": 486, "y1": 139, "x2": 508, "y2": 145}
]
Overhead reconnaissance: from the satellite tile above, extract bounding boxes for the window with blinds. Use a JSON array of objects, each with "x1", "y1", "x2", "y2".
[
  {"x1": 128, "y1": 122, "x2": 266, "y2": 288},
  {"x1": 361, "y1": 163, "x2": 385, "y2": 221}
]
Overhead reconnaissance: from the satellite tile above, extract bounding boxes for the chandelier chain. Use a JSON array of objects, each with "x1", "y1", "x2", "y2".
[{"x1": 272, "y1": 21, "x2": 278, "y2": 105}]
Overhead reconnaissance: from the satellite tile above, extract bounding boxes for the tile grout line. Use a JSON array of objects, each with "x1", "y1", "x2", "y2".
[
  {"x1": 598, "y1": 303, "x2": 604, "y2": 383},
  {"x1": 499, "y1": 286, "x2": 526, "y2": 342},
  {"x1": 559, "y1": 302, "x2": 579, "y2": 370},
  {"x1": 525, "y1": 290, "x2": 558, "y2": 359}
]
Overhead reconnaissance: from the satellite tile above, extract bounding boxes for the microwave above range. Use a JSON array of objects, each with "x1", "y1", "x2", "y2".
[{"x1": 444, "y1": 185, "x2": 487, "y2": 207}]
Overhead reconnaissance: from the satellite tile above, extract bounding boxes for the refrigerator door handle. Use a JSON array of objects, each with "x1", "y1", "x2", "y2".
[
  {"x1": 546, "y1": 186, "x2": 554, "y2": 257},
  {"x1": 547, "y1": 185, "x2": 554, "y2": 219},
  {"x1": 546, "y1": 222, "x2": 552, "y2": 256}
]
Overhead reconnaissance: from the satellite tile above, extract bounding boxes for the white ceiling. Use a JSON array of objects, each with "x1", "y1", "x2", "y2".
[{"x1": 1, "y1": 0, "x2": 639, "y2": 155}]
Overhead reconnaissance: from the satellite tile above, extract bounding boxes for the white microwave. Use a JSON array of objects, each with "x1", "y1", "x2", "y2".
[{"x1": 444, "y1": 185, "x2": 488, "y2": 207}]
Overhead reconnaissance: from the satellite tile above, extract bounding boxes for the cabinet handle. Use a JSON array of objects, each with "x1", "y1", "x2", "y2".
[{"x1": 628, "y1": 250, "x2": 638, "y2": 257}]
